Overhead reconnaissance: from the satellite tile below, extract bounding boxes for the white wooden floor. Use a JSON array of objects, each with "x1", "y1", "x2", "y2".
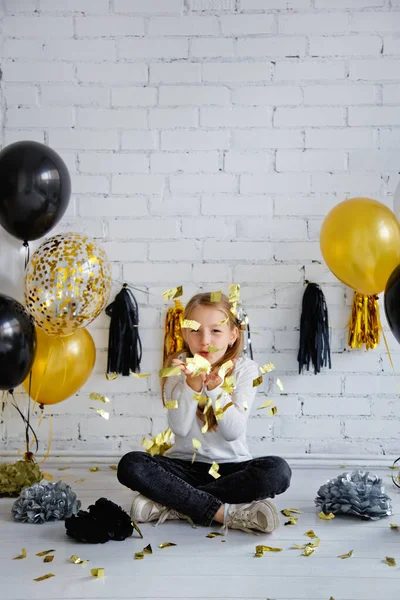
[{"x1": 0, "y1": 463, "x2": 399, "y2": 600}]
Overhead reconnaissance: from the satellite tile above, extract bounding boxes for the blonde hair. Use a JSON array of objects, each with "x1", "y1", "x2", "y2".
[{"x1": 162, "y1": 292, "x2": 244, "y2": 431}]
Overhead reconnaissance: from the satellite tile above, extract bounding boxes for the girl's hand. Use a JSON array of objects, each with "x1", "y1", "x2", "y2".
[
  {"x1": 171, "y1": 358, "x2": 205, "y2": 392},
  {"x1": 205, "y1": 371, "x2": 222, "y2": 391}
]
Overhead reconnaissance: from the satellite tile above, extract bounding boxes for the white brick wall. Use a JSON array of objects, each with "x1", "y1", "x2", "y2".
[{"x1": 1, "y1": 0, "x2": 400, "y2": 457}]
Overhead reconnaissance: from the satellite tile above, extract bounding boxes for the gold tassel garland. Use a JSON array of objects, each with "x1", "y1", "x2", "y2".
[
  {"x1": 348, "y1": 293, "x2": 381, "y2": 350},
  {"x1": 163, "y1": 299, "x2": 184, "y2": 363}
]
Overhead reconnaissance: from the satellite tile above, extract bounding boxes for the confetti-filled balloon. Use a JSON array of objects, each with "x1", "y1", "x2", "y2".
[{"x1": 25, "y1": 233, "x2": 112, "y2": 336}]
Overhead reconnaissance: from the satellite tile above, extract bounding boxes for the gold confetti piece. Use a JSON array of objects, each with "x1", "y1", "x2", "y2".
[
  {"x1": 207, "y1": 344, "x2": 220, "y2": 354},
  {"x1": 284, "y1": 517, "x2": 298, "y2": 526},
  {"x1": 218, "y1": 359, "x2": 233, "y2": 378},
  {"x1": 109, "y1": 465, "x2": 118, "y2": 470},
  {"x1": 57, "y1": 466, "x2": 70, "y2": 471},
  {"x1": 13, "y1": 548, "x2": 27, "y2": 560},
  {"x1": 221, "y1": 375, "x2": 235, "y2": 395},
  {"x1": 43, "y1": 556, "x2": 54, "y2": 563},
  {"x1": 142, "y1": 427, "x2": 174, "y2": 457},
  {"x1": 90, "y1": 407, "x2": 110, "y2": 420},
  {"x1": 253, "y1": 375, "x2": 263, "y2": 388},
  {"x1": 390, "y1": 523, "x2": 399, "y2": 530},
  {"x1": 130, "y1": 372, "x2": 151, "y2": 378},
  {"x1": 89, "y1": 392, "x2": 110, "y2": 403},
  {"x1": 192, "y1": 438, "x2": 202, "y2": 463},
  {"x1": 318, "y1": 511, "x2": 335, "y2": 520},
  {"x1": 89, "y1": 467, "x2": 100, "y2": 472},
  {"x1": 90, "y1": 568, "x2": 104, "y2": 578},
  {"x1": 221, "y1": 539, "x2": 226, "y2": 542},
  {"x1": 209, "y1": 462, "x2": 220, "y2": 479},
  {"x1": 260, "y1": 362, "x2": 275, "y2": 374},
  {"x1": 35, "y1": 549, "x2": 55, "y2": 557},
  {"x1": 162, "y1": 286, "x2": 183, "y2": 301},
  {"x1": 71, "y1": 555, "x2": 88, "y2": 564},
  {"x1": 388, "y1": 465, "x2": 399, "y2": 470},
  {"x1": 134, "y1": 552, "x2": 144, "y2": 560},
  {"x1": 106, "y1": 372, "x2": 118, "y2": 380},
  {"x1": 243, "y1": 399, "x2": 248, "y2": 412},
  {"x1": 193, "y1": 392, "x2": 208, "y2": 406},
  {"x1": 229, "y1": 283, "x2": 240, "y2": 304},
  {"x1": 181, "y1": 319, "x2": 201, "y2": 331},
  {"x1": 258, "y1": 400, "x2": 274, "y2": 410},
  {"x1": 34, "y1": 573, "x2": 55, "y2": 582},
  {"x1": 210, "y1": 291, "x2": 222, "y2": 302},
  {"x1": 132, "y1": 521, "x2": 143, "y2": 539},
  {"x1": 143, "y1": 544, "x2": 152, "y2": 554},
  {"x1": 159, "y1": 365, "x2": 182, "y2": 378},
  {"x1": 338, "y1": 550, "x2": 353, "y2": 559},
  {"x1": 302, "y1": 546, "x2": 315, "y2": 557},
  {"x1": 158, "y1": 542, "x2": 177, "y2": 549},
  {"x1": 42, "y1": 472, "x2": 53, "y2": 481},
  {"x1": 281, "y1": 508, "x2": 302, "y2": 517},
  {"x1": 305, "y1": 530, "x2": 318, "y2": 539},
  {"x1": 165, "y1": 400, "x2": 178, "y2": 409},
  {"x1": 254, "y1": 545, "x2": 283, "y2": 557},
  {"x1": 215, "y1": 400, "x2": 234, "y2": 421},
  {"x1": 217, "y1": 316, "x2": 229, "y2": 326},
  {"x1": 276, "y1": 378, "x2": 284, "y2": 391},
  {"x1": 268, "y1": 406, "x2": 278, "y2": 417},
  {"x1": 293, "y1": 544, "x2": 305, "y2": 550},
  {"x1": 385, "y1": 556, "x2": 397, "y2": 566},
  {"x1": 186, "y1": 354, "x2": 211, "y2": 376},
  {"x1": 206, "y1": 532, "x2": 223, "y2": 538},
  {"x1": 339, "y1": 465, "x2": 346, "y2": 469},
  {"x1": 75, "y1": 478, "x2": 85, "y2": 483}
]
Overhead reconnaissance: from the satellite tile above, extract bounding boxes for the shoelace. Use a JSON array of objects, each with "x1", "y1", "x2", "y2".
[
  {"x1": 222, "y1": 509, "x2": 261, "y2": 536},
  {"x1": 154, "y1": 507, "x2": 196, "y2": 528}
]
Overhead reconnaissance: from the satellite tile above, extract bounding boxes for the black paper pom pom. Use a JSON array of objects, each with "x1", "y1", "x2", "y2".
[{"x1": 65, "y1": 497, "x2": 134, "y2": 544}]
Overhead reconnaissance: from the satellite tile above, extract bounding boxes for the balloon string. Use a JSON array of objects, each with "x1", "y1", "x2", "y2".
[
  {"x1": 59, "y1": 336, "x2": 68, "y2": 394},
  {"x1": 8, "y1": 390, "x2": 38, "y2": 455},
  {"x1": 23, "y1": 241, "x2": 30, "y2": 269},
  {"x1": 40, "y1": 413, "x2": 53, "y2": 465}
]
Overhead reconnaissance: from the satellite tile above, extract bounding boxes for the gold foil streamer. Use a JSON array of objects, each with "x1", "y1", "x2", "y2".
[
  {"x1": 338, "y1": 550, "x2": 353, "y2": 559},
  {"x1": 260, "y1": 362, "x2": 275, "y2": 374},
  {"x1": 207, "y1": 345, "x2": 220, "y2": 354},
  {"x1": 210, "y1": 291, "x2": 222, "y2": 302},
  {"x1": 130, "y1": 372, "x2": 151, "y2": 378},
  {"x1": 276, "y1": 378, "x2": 284, "y2": 391},
  {"x1": 90, "y1": 408, "x2": 110, "y2": 420},
  {"x1": 143, "y1": 544, "x2": 152, "y2": 554},
  {"x1": 142, "y1": 427, "x2": 174, "y2": 457},
  {"x1": 159, "y1": 365, "x2": 182, "y2": 378},
  {"x1": 305, "y1": 530, "x2": 318, "y2": 539},
  {"x1": 163, "y1": 299, "x2": 184, "y2": 363},
  {"x1": 34, "y1": 573, "x2": 55, "y2": 582},
  {"x1": 254, "y1": 545, "x2": 283, "y2": 557},
  {"x1": 218, "y1": 360, "x2": 233, "y2": 378},
  {"x1": 206, "y1": 532, "x2": 223, "y2": 538},
  {"x1": 134, "y1": 552, "x2": 144, "y2": 560},
  {"x1": 253, "y1": 376, "x2": 263, "y2": 388},
  {"x1": 132, "y1": 521, "x2": 143, "y2": 539},
  {"x1": 284, "y1": 517, "x2": 298, "y2": 526},
  {"x1": 268, "y1": 406, "x2": 278, "y2": 416},
  {"x1": 385, "y1": 556, "x2": 397, "y2": 566},
  {"x1": 318, "y1": 511, "x2": 335, "y2": 520},
  {"x1": 209, "y1": 462, "x2": 220, "y2": 479},
  {"x1": 302, "y1": 546, "x2": 315, "y2": 557},
  {"x1": 71, "y1": 554, "x2": 87, "y2": 564},
  {"x1": 13, "y1": 548, "x2": 27, "y2": 560},
  {"x1": 36, "y1": 549, "x2": 55, "y2": 557},
  {"x1": 229, "y1": 284, "x2": 240, "y2": 304},
  {"x1": 215, "y1": 400, "x2": 234, "y2": 421},
  {"x1": 106, "y1": 372, "x2": 118, "y2": 380},
  {"x1": 89, "y1": 467, "x2": 100, "y2": 472},
  {"x1": 158, "y1": 542, "x2": 177, "y2": 549},
  {"x1": 281, "y1": 508, "x2": 302, "y2": 517},
  {"x1": 221, "y1": 375, "x2": 235, "y2": 395},
  {"x1": 186, "y1": 354, "x2": 211, "y2": 376},
  {"x1": 89, "y1": 393, "x2": 110, "y2": 403},
  {"x1": 348, "y1": 292, "x2": 381, "y2": 350},
  {"x1": 181, "y1": 319, "x2": 201, "y2": 331},
  {"x1": 165, "y1": 400, "x2": 178, "y2": 409},
  {"x1": 91, "y1": 568, "x2": 104, "y2": 578},
  {"x1": 162, "y1": 286, "x2": 183, "y2": 301},
  {"x1": 25, "y1": 233, "x2": 112, "y2": 337},
  {"x1": 390, "y1": 523, "x2": 399, "y2": 530},
  {"x1": 258, "y1": 400, "x2": 274, "y2": 410},
  {"x1": 43, "y1": 556, "x2": 54, "y2": 563},
  {"x1": 192, "y1": 438, "x2": 202, "y2": 463},
  {"x1": 193, "y1": 393, "x2": 208, "y2": 406},
  {"x1": 217, "y1": 316, "x2": 229, "y2": 326},
  {"x1": 110, "y1": 465, "x2": 118, "y2": 470}
]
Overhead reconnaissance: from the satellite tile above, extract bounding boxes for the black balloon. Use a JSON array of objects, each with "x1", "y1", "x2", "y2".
[
  {"x1": 384, "y1": 264, "x2": 400, "y2": 344},
  {"x1": 0, "y1": 141, "x2": 71, "y2": 241},
  {"x1": 0, "y1": 294, "x2": 36, "y2": 390}
]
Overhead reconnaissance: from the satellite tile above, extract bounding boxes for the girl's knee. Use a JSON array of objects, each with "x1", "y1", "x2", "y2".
[
  {"x1": 258, "y1": 456, "x2": 292, "y2": 495},
  {"x1": 117, "y1": 451, "x2": 146, "y2": 486}
]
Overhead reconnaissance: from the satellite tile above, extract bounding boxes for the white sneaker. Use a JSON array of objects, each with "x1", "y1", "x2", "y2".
[
  {"x1": 130, "y1": 494, "x2": 182, "y2": 524},
  {"x1": 223, "y1": 499, "x2": 280, "y2": 534}
]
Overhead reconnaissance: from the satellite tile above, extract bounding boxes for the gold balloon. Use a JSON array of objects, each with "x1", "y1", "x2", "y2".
[
  {"x1": 320, "y1": 197, "x2": 400, "y2": 295},
  {"x1": 23, "y1": 327, "x2": 96, "y2": 405},
  {"x1": 24, "y1": 232, "x2": 112, "y2": 336}
]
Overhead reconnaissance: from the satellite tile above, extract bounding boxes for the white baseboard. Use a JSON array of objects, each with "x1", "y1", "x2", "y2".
[{"x1": 0, "y1": 451, "x2": 398, "y2": 468}]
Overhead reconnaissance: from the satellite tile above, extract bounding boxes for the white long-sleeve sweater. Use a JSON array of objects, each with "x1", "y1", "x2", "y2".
[{"x1": 164, "y1": 355, "x2": 259, "y2": 464}]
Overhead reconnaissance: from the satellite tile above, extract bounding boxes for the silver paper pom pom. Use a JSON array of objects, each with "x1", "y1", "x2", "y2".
[
  {"x1": 12, "y1": 480, "x2": 81, "y2": 524},
  {"x1": 315, "y1": 470, "x2": 393, "y2": 520}
]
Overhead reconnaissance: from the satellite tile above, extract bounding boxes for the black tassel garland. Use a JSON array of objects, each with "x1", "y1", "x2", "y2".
[
  {"x1": 106, "y1": 285, "x2": 142, "y2": 376},
  {"x1": 298, "y1": 282, "x2": 331, "y2": 375}
]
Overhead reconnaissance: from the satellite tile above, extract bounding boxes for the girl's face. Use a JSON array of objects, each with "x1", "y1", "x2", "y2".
[{"x1": 183, "y1": 305, "x2": 238, "y2": 365}]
